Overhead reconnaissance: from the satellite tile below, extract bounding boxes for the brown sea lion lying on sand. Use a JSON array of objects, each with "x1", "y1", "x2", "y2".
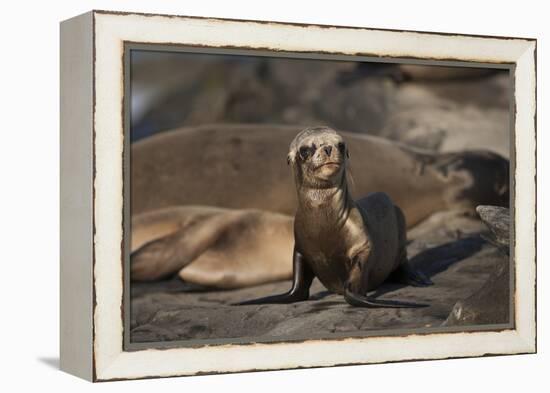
[
  {"x1": 131, "y1": 124, "x2": 509, "y2": 228},
  {"x1": 132, "y1": 206, "x2": 293, "y2": 288}
]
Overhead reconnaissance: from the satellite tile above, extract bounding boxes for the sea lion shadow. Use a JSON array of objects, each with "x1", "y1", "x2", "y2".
[
  {"x1": 302, "y1": 300, "x2": 348, "y2": 314},
  {"x1": 309, "y1": 290, "x2": 333, "y2": 301},
  {"x1": 371, "y1": 235, "x2": 486, "y2": 298}
]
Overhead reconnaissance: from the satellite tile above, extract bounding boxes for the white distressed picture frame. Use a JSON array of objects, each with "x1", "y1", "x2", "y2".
[{"x1": 60, "y1": 10, "x2": 536, "y2": 382}]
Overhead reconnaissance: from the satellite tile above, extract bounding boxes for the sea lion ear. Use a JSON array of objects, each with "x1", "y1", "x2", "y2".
[
  {"x1": 287, "y1": 154, "x2": 292, "y2": 165},
  {"x1": 346, "y1": 150, "x2": 350, "y2": 158}
]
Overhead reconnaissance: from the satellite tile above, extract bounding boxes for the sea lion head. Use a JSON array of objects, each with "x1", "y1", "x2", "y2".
[{"x1": 288, "y1": 126, "x2": 349, "y2": 188}]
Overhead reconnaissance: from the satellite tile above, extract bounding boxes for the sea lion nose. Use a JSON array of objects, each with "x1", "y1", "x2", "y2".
[{"x1": 324, "y1": 146, "x2": 332, "y2": 156}]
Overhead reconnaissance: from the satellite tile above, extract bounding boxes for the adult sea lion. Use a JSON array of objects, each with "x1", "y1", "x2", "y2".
[
  {"x1": 131, "y1": 124, "x2": 509, "y2": 228},
  {"x1": 237, "y1": 127, "x2": 432, "y2": 307},
  {"x1": 131, "y1": 206, "x2": 293, "y2": 288}
]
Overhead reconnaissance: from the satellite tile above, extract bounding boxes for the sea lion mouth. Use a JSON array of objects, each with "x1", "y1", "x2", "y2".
[{"x1": 316, "y1": 162, "x2": 342, "y2": 170}]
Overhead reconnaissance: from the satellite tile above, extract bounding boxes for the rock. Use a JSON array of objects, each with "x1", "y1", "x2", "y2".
[
  {"x1": 130, "y1": 213, "x2": 508, "y2": 343},
  {"x1": 421, "y1": 72, "x2": 511, "y2": 110},
  {"x1": 407, "y1": 210, "x2": 489, "y2": 243},
  {"x1": 130, "y1": 51, "x2": 213, "y2": 125},
  {"x1": 398, "y1": 65, "x2": 497, "y2": 81},
  {"x1": 476, "y1": 205, "x2": 510, "y2": 252},
  {"x1": 443, "y1": 258, "x2": 510, "y2": 326},
  {"x1": 315, "y1": 77, "x2": 399, "y2": 133},
  {"x1": 134, "y1": 58, "x2": 272, "y2": 140},
  {"x1": 380, "y1": 107, "x2": 509, "y2": 157},
  {"x1": 443, "y1": 205, "x2": 511, "y2": 326},
  {"x1": 131, "y1": 53, "x2": 510, "y2": 154}
]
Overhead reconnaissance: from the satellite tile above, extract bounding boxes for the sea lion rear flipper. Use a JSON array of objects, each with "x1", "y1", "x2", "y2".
[
  {"x1": 234, "y1": 292, "x2": 307, "y2": 305},
  {"x1": 344, "y1": 283, "x2": 428, "y2": 308},
  {"x1": 389, "y1": 261, "x2": 434, "y2": 287},
  {"x1": 234, "y1": 248, "x2": 314, "y2": 306}
]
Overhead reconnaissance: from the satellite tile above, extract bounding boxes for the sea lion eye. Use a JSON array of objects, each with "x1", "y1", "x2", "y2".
[
  {"x1": 299, "y1": 145, "x2": 315, "y2": 160},
  {"x1": 337, "y1": 142, "x2": 346, "y2": 154}
]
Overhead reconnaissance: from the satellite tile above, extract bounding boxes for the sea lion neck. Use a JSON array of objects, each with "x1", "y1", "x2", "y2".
[{"x1": 295, "y1": 171, "x2": 353, "y2": 221}]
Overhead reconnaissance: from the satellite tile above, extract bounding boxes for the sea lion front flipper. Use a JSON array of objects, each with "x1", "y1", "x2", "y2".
[
  {"x1": 344, "y1": 282, "x2": 428, "y2": 308},
  {"x1": 234, "y1": 248, "x2": 315, "y2": 305},
  {"x1": 389, "y1": 261, "x2": 434, "y2": 287}
]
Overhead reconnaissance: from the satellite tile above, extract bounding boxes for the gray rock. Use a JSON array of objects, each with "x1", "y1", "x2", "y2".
[
  {"x1": 380, "y1": 107, "x2": 509, "y2": 157},
  {"x1": 315, "y1": 77, "x2": 398, "y2": 133},
  {"x1": 130, "y1": 53, "x2": 511, "y2": 161},
  {"x1": 398, "y1": 65, "x2": 498, "y2": 81},
  {"x1": 476, "y1": 205, "x2": 510, "y2": 252},
  {"x1": 443, "y1": 257, "x2": 510, "y2": 326},
  {"x1": 442, "y1": 205, "x2": 511, "y2": 326},
  {"x1": 130, "y1": 213, "x2": 509, "y2": 344}
]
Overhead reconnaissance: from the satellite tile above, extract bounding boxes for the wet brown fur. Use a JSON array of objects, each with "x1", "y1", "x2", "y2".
[{"x1": 289, "y1": 127, "x2": 407, "y2": 295}]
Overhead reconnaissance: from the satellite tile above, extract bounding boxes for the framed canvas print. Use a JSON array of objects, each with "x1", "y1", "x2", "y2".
[{"x1": 60, "y1": 10, "x2": 537, "y2": 382}]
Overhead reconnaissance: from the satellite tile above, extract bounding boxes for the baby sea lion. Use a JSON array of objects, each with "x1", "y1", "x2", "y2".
[
  {"x1": 131, "y1": 124, "x2": 509, "y2": 228},
  {"x1": 238, "y1": 127, "x2": 432, "y2": 307}
]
